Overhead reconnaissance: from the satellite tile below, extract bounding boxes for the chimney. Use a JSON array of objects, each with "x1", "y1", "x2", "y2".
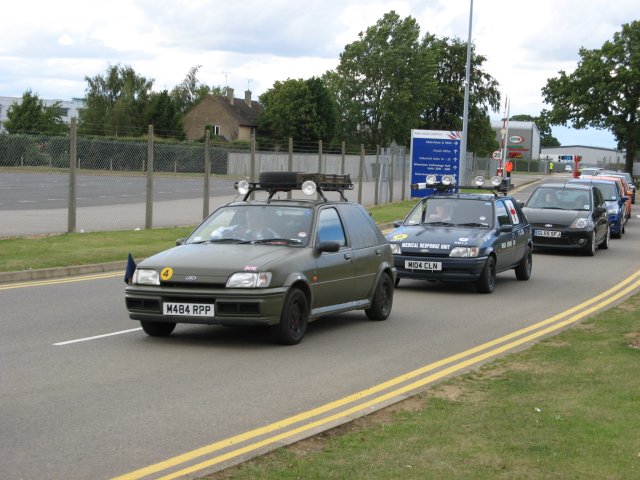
[
  {"x1": 245, "y1": 90, "x2": 252, "y2": 108},
  {"x1": 226, "y1": 87, "x2": 234, "y2": 105}
]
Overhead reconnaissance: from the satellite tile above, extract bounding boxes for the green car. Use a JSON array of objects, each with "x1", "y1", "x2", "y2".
[{"x1": 125, "y1": 172, "x2": 396, "y2": 345}]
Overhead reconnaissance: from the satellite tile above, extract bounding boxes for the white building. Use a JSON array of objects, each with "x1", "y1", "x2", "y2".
[
  {"x1": 540, "y1": 145, "x2": 625, "y2": 168},
  {"x1": 0, "y1": 96, "x2": 84, "y2": 132},
  {"x1": 491, "y1": 120, "x2": 541, "y2": 160}
]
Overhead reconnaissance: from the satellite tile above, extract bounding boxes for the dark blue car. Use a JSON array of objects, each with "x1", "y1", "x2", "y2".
[
  {"x1": 567, "y1": 178, "x2": 627, "y2": 238},
  {"x1": 386, "y1": 179, "x2": 533, "y2": 293}
]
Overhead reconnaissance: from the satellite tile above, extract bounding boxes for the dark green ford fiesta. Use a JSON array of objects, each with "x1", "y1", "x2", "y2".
[{"x1": 125, "y1": 172, "x2": 396, "y2": 345}]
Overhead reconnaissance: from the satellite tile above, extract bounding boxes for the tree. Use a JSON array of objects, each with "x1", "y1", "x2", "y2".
[
  {"x1": 146, "y1": 90, "x2": 184, "y2": 139},
  {"x1": 3, "y1": 90, "x2": 67, "y2": 134},
  {"x1": 257, "y1": 78, "x2": 336, "y2": 142},
  {"x1": 325, "y1": 11, "x2": 436, "y2": 147},
  {"x1": 171, "y1": 65, "x2": 222, "y2": 114},
  {"x1": 419, "y1": 36, "x2": 501, "y2": 156},
  {"x1": 79, "y1": 64, "x2": 154, "y2": 136},
  {"x1": 510, "y1": 113, "x2": 561, "y2": 147},
  {"x1": 542, "y1": 20, "x2": 640, "y2": 173}
]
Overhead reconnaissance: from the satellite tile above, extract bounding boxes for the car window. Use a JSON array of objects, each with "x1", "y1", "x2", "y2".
[
  {"x1": 317, "y1": 208, "x2": 346, "y2": 247},
  {"x1": 338, "y1": 203, "x2": 385, "y2": 249},
  {"x1": 503, "y1": 199, "x2": 522, "y2": 225},
  {"x1": 595, "y1": 183, "x2": 618, "y2": 201},
  {"x1": 496, "y1": 201, "x2": 511, "y2": 226},
  {"x1": 527, "y1": 187, "x2": 591, "y2": 210}
]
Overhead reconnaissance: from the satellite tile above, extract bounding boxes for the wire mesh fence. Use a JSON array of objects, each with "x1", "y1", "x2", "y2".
[{"x1": 0, "y1": 124, "x2": 419, "y2": 238}]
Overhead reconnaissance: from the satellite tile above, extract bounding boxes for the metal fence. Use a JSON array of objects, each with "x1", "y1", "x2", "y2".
[
  {"x1": 0, "y1": 122, "x2": 418, "y2": 238},
  {"x1": 2, "y1": 121, "x2": 552, "y2": 238}
]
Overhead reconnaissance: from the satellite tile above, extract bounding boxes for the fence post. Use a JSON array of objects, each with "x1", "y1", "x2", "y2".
[
  {"x1": 341, "y1": 141, "x2": 346, "y2": 175},
  {"x1": 358, "y1": 144, "x2": 364, "y2": 204},
  {"x1": 203, "y1": 130, "x2": 211, "y2": 219},
  {"x1": 374, "y1": 145, "x2": 380, "y2": 205},
  {"x1": 318, "y1": 139, "x2": 323, "y2": 173},
  {"x1": 402, "y1": 148, "x2": 407, "y2": 201},
  {"x1": 67, "y1": 117, "x2": 77, "y2": 233},
  {"x1": 145, "y1": 125, "x2": 154, "y2": 229},
  {"x1": 250, "y1": 132, "x2": 256, "y2": 200},
  {"x1": 287, "y1": 137, "x2": 293, "y2": 199},
  {"x1": 389, "y1": 151, "x2": 395, "y2": 203}
]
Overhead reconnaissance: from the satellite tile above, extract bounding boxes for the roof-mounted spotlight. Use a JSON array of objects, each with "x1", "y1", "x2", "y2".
[
  {"x1": 474, "y1": 176, "x2": 486, "y2": 186},
  {"x1": 490, "y1": 176, "x2": 503, "y2": 187},
  {"x1": 441, "y1": 175, "x2": 455, "y2": 186},
  {"x1": 236, "y1": 180, "x2": 250, "y2": 195},
  {"x1": 301, "y1": 180, "x2": 317, "y2": 196},
  {"x1": 425, "y1": 175, "x2": 437, "y2": 185}
]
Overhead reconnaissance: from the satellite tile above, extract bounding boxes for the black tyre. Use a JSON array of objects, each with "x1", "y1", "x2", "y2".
[
  {"x1": 584, "y1": 230, "x2": 596, "y2": 256},
  {"x1": 259, "y1": 171, "x2": 299, "y2": 188},
  {"x1": 272, "y1": 288, "x2": 309, "y2": 345},
  {"x1": 475, "y1": 256, "x2": 496, "y2": 294},
  {"x1": 140, "y1": 321, "x2": 176, "y2": 337},
  {"x1": 599, "y1": 225, "x2": 610, "y2": 250},
  {"x1": 365, "y1": 272, "x2": 394, "y2": 320},
  {"x1": 515, "y1": 246, "x2": 532, "y2": 281}
]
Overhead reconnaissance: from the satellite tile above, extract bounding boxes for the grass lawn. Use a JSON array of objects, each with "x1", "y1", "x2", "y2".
[{"x1": 204, "y1": 294, "x2": 640, "y2": 479}]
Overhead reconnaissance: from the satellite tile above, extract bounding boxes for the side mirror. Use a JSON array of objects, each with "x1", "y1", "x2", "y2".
[
  {"x1": 595, "y1": 206, "x2": 606, "y2": 216},
  {"x1": 316, "y1": 241, "x2": 341, "y2": 254},
  {"x1": 499, "y1": 224, "x2": 513, "y2": 233},
  {"x1": 620, "y1": 197, "x2": 628, "y2": 205},
  {"x1": 393, "y1": 220, "x2": 403, "y2": 228},
  {"x1": 517, "y1": 201, "x2": 525, "y2": 208},
  {"x1": 176, "y1": 238, "x2": 186, "y2": 246}
]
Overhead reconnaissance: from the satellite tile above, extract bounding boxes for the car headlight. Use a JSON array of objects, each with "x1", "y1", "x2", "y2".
[
  {"x1": 449, "y1": 246, "x2": 480, "y2": 258},
  {"x1": 389, "y1": 243, "x2": 402, "y2": 255},
  {"x1": 607, "y1": 205, "x2": 620, "y2": 215},
  {"x1": 132, "y1": 269, "x2": 160, "y2": 285},
  {"x1": 569, "y1": 217, "x2": 589, "y2": 229},
  {"x1": 226, "y1": 272, "x2": 272, "y2": 288}
]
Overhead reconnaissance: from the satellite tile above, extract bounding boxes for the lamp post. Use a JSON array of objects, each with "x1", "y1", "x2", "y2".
[{"x1": 460, "y1": 0, "x2": 473, "y2": 183}]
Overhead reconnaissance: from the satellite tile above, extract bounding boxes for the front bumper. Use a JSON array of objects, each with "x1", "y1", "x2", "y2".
[
  {"x1": 125, "y1": 284, "x2": 289, "y2": 326},
  {"x1": 393, "y1": 254, "x2": 487, "y2": 283},
  {"x1": 531, "y1": 229, "x2": 591, "y2": 250}
]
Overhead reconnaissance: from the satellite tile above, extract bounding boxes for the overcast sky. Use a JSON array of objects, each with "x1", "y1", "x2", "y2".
[{"x1": 2, "y1": 0, "x2": 637, "y2": 149}]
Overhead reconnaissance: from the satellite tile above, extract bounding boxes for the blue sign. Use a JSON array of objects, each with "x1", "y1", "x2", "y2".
[{"x1": 410, "y1": 130, "x2": 461, "y2": 197}]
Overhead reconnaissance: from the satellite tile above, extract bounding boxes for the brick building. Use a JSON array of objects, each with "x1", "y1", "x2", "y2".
[{"x1": 183, "y1": 88, "x2": 261, "y2": 141}]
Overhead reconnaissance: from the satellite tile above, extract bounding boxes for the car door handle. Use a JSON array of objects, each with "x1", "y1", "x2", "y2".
[
  {"x1": 344, "y1": 253, "x2": 352, "y2": 260},
  {"x1": 375, "y1": 248, "x2": 381, "y2": 255}
]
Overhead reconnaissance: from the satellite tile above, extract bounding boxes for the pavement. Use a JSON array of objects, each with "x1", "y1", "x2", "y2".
[{"x1": 0, "y1": 173, "x2": 543, "y2": 285}]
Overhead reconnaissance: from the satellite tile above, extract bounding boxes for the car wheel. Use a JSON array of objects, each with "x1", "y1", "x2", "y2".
[
  {"x1": 515, "y1": 246, "x2": 532, "y2": 281},
  {"x1": 272, "y1": 288, "x2": 308, "y2": 345},
  {"x1": 259, "y1": 171, "x2": 300, "y2": 188},
  {"x1": 584, "y1": 230, "x2": 596, "y2": 256},
  {"x1": 140, "y1": 321, "x2": 176, "y2": 337},
  {"x1": 365, "y1": 272, "x2": 394, "y2": 320},
  {"x1": 475, "y1": 256, "x2": 496, "y2": 294},
  {"x1": 599, "y1": 225, "x2": 610, "y2": 250}
]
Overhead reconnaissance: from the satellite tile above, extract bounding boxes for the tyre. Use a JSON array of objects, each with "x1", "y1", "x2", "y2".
[
  {"x1": 365, "y1": 272, "x2": 394, "y2": 320},
  {"x1": 599, "y1": 225, "x2": 610, "y2": 250},
  {"x1": 475, "y1": 256, "x2": 496, "y2": 293},
  {"x1": 272, "y1": 288, "x2": 309, "y2": 345},
  {"x1": 515, "y1": 246, "x2": 532, "y2": 281},
  {"x1": 140, "y1": 321, "x2": 176, "y2": 337},
  {"x1": 584, "y1": 230, "x2": 596, "y2": 256},
  {"x1": 259, "y1": 171, "x2": 299, "y2": 188}
]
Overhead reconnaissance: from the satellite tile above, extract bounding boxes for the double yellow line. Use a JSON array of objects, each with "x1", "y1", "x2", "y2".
[
  {"x1": 0, "y1": 271, "x2": 122, "y2": 291},
  {"x1": 113, "y1": 269, "x2": 640, "y2": 480}
]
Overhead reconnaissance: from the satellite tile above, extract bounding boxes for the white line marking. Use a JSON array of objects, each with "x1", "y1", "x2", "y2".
[{"x1": 54, "y1": 327, "x2": 142, "y2": 346}]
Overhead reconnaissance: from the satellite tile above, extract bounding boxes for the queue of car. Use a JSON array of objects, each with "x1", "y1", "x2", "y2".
[{"x1": 124, "y1": 169, "x2": 635, "y2": 344}]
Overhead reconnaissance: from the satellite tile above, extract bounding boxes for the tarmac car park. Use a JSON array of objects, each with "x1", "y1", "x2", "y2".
[
  {"x1": 125, "y1": 172, "x2": 396, "y2": 345},
  {"x1": 522, "y1": 182, "x2": 610, "y2": 256},
  {"x1": 386, "y1": 175, "x2": 533, "y2": 294}
]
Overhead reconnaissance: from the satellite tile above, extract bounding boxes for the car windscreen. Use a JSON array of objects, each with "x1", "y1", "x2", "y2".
[
  {"x1": 527, "y1": 187, "x2": 591, "y2": 211},
  {"x1": 187, "y1": 205, "x2": 314, "y2": 246},
  {"x1": 404, "y1": 198, "x2": 493, "y2": 228}
]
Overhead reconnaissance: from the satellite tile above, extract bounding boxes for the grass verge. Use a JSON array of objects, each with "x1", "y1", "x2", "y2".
[
  {"x1": 204, "y1": 294, "x2": 640, "y2": 479},
  {"x1": 0, "y1": 202, "x2": 417, "y2": 273}
]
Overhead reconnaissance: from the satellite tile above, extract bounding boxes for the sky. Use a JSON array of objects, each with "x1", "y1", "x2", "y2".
[{"x1": 1, "y1": 0, "x2": 637, "y2": 149}]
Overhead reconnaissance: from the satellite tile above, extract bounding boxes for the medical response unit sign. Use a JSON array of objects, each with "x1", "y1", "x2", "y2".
[{"x1": 410, "y1": 129, "x2": 462, "y2": 198}]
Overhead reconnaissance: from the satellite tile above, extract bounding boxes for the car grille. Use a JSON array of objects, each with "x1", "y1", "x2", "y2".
[
  {"x1": 160, "y1": 281, "x2": 227, "y2": 289},
  {"x1": 402, "y1": 251, "x2": 450, "y2": 259}
]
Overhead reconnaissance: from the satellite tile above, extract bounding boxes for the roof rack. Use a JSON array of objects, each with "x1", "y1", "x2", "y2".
[
  {"x1": 410, "y1": 174, "x2": 510, "y2": 196},
  {"x1": 235, "y1": 172, "x2": 354, "y2": 202}
]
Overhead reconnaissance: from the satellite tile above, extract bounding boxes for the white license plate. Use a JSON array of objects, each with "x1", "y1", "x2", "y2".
[
  {"x1": 163, "y1": 302, "x2": 214, "y2": 317},
  {"x1": 405, "y1": 260, "x2": 442, "y2": 271},
  {"x1": 534, "y1": 229, "x2": 561, "y2": 238}
]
